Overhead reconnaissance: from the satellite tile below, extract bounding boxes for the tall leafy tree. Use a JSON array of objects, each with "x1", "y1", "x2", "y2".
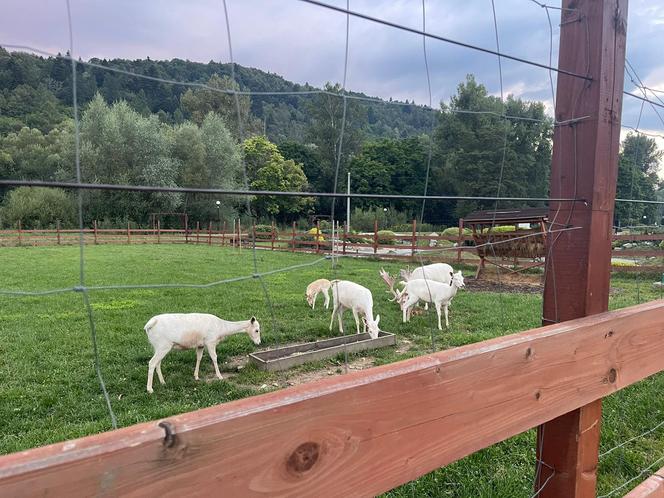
[
  {"x1": 244, "y1": 136, "x2": 312, "y2": 219},
  {"x1": 430, "y1": 75, "x2": 552, "y2": 225},
  {"x1": 305, "y1": 83, "x2": 366, "y2": 207},
  {"x1": 615, "y1": 133, "x2": 662, "y2": 226}
]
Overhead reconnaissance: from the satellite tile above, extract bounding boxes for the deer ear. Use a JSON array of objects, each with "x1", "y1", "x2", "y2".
[
  {"x1": 251, "y1": 316, "x2": 256, "y2": 323},
  {"x1": 375, "y1": 315, "x2": 380, "y2": 325}
]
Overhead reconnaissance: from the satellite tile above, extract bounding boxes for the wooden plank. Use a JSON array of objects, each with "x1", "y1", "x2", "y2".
[
  {"x1": 624, "y1": 468, "x2": 664, "y2": 498},
  {"x1": 0, "y1": 300, "x2": 663, "y2": 497},
  {"x1": 539, "y1": 1, "x2": 628, "y2": 496}
]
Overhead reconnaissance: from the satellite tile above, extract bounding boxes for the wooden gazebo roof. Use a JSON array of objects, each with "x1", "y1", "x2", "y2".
[{"x1": 462, "y1": 207, "x2": 548, "y2": 225}]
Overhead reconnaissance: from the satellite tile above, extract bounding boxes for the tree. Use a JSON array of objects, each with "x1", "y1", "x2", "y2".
[
  {"x1": 430, "y1": 75, "x2": 553, "y2": 225},
  {"x1": 0, "y1": 187, "x2": 75, "y2": 228},
  {"x1": 251, "y1": 158, "x2": 313, "y2": 218},
  {"x1": 243, "y1": 136, "x2": 312, "y2": 219},
  {"x1": 243, "y1": 135, "x2": 282, "y2": 182},
  {"x1": 180, "y1": 74, "x2": 260, "y2": 138},
  {"x1": 614, "y1": 133, "x2": 662, "y2": 226},
  {"x1": 305, "y1": 83, "x2": 366, "y2": 207}
]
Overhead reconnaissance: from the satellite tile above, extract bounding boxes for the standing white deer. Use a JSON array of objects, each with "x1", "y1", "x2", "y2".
[
  {"x1": 144, "y1": 313, "x2": 261, "y2": 393},
  {"x1": 329, "y1": 280, "x2": 381, "y2": 339},
  {"x1": 380, "y1": 263, "x2": 455, "y2": 309},
  {"x1": 398, "y1": 271, "x2": 466, "y2": 330}
]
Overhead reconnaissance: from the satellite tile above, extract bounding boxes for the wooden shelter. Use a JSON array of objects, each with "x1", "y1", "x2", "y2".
[{"x1": 461, "y1": 207, "x2": 548, "y2": 278}]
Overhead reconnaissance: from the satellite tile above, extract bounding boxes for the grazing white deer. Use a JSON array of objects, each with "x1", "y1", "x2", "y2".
[
  {"x1": 399, "y1": 271, "x2": 466, "y2": 330},
  {"x1": 329, "y1": 280, "x2": 381, "y2": 339},
  {"x1": 380, "y1": 263, "x2": 456, "y2": 311},
  {"x1": 144, "y1": 313, "x2": 260, "y2": 393},
  {"x1": 305, "y1": 278, "x2": 332, "y2": 310}
]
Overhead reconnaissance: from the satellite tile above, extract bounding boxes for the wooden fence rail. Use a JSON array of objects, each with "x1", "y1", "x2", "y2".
[
  {"x1": 0, "y1": 299, "x2": 662, "y2": 496},
  {"x1": 1, "y1": 222, "x2": 663, "y2": 272}
]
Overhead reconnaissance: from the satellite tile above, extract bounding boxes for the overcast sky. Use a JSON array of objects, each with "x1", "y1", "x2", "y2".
[{"x1": 2, "y1": 0, "x2": 664, "y2": 148}]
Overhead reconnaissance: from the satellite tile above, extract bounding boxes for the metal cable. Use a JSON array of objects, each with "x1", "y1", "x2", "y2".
[
  {"x1": 0, "y1": 179, "x2": 587, "y2": 203},
  {"x1": 296, "y1": 0, "x2": 592, "y2": 81},
  {"x1": 65, "y1": 0, "x2": 117, "y2": 429},
  {"x1": 329, "y1": 0, "x2": 350, "y2": 372},
  {"x1": 2, "y1": 44, "x2": 566, "y2": 124},
  {"x1": 597, "y1": 452, "x2": 664, "y2": 498},
  {"x1": 0, "y1": 257, "x2": 329, "y2": 296},
  {"x1": 222, "y1": 0, "x2": 280, "y2": 350}
]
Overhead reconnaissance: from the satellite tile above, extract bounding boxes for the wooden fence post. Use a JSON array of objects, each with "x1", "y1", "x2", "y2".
[
  {"x1": 208, "y1": 222, "x2": 212, "y2": 246},
  {"x1": 291, "y1": 222, "x2": 296, "y2": 252},
  {"x1": 252, "y1": 222, "x2": 256, "y2": 248},
  {"x1": 457, "y1": 219, "x2": 464, "y2": 264},
  {"x1": 127, "y1": 221, "x2": 131, "y2": 244},
  {"x1": 373, "y1": 219, "x2": 378, "y2": 255},
  {"x1": 221, "y1": 221, "x2": 226, "y2": 246},
  {"x1": 185, "y1": 217, "x2": 189, "y2": 244},
  {"x1": 238, "y1": 219, "x2": 242, "y2": 249},
  {"x1": 342, "y1": 223, "x2": 347, "y2": 255},
  {"x1": 93, "y1": 220, "x2": 98, "y2": 245},
  {"x1": 157, "y1": 220, "x2": 161, "y2": 244},
  {"x1": 196, "y1": 222, "x2": 200, "y2": 244},
  {"x1": 316, "y1": 220, "x2": 321, "y2": 253},
  {"x1": 537, "y1": 2, "x2": 628, "y2": 497},
  {"x1": 271, "y1": 222, "x2": 276, "y2": 251},
  {"x1": 17, "y1": 220, "x2": 22, "y2": 246},
  {"x1": 411, "y1": 219, "x2": 417, "y2": 257},
  {"x1": 56, "y1": 220, "x2": 61, "y2": 246}
]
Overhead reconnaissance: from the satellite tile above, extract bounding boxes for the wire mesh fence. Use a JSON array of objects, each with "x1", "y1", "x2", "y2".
[{"x1": 1, "y1": 0, "x2": 664, "y2": 496}]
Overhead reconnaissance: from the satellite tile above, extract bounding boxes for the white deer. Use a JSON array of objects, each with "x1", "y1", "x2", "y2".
[
  {"x1": 329, "y1": 280, "x2": 381, "y2": 339},
  {"x1": 144, "y1": 313, "x2": 260, "y2": 393},
  {"x1": 305, "y1": 278, "x2": 332, "y2": 310},
  {"x1": 399, "y1": 271, "x2": 466, "y2": 330},
  {"x1": 380, "y1": 262, "x2": 455, "y2": 309}
]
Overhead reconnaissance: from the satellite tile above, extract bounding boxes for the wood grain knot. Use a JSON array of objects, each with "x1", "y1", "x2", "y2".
[
  {"x1": 605, "y1": 330, "x2": 614, "y2": 338},
  {"x1": 287, "y1": 442, "x2": 320, "y2": 475},
  {"x1": 526, "y1": 347, "x2": 532, "y2": 359},
  {"x1": 535, "y1": 390, "x2": 541, "y2": 400},
  {"x1": 608, "y1": 368, "x2": 617, "y2": 384}
]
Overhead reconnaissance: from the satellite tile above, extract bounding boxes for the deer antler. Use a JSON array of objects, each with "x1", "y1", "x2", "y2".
[
  {"x1": 399, "y1": 267, "x2": 412, "y2": 281},
  {"x1": 379, "y1": 268, "x2": 399, "y2": 302}
]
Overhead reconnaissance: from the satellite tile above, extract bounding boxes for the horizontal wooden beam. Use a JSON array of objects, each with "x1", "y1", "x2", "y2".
[
  {"x1": 1, "y1": 300, "x2": 663, "y2": 497},
  {"x1": 624, "y1": 467, "x2": 664, "y2": 497}
]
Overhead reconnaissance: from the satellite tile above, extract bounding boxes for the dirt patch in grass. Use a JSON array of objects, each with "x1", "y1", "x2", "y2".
[
  {"x1": 283, "y1": 356, "x2": 376, "y2": 387},
  {"x1": 466, "y1": 278, "x2": 543, "y2": 294}
]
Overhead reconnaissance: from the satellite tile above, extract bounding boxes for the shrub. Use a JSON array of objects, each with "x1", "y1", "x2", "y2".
[
  {"x1": 253, "y1": 224, "x2": 274, "y2": 240},
  {"x1": 389, "y1": 222, "x2": 435, "y2": 233},
  {"x1": 481, "y1": 225, "x2": 518, "y2": 234},
  {"x1": 345, "y1": 231, "x2": 371, "y2": 244},
  {"x1": 349, "y1": 207, "x2": 410, "y2": 232},
  {"x1": 612, "y1": 260, "x2": 638, "y2": 267},
  {"x1": 442, "y1": 227, "x2": 472, "y2": 236},
  {"x1": 0, "y1": 187, "x2": 76, "y2": 229},
  {"x1": 376, "y1": 230, "x2": 397, "y2": 245}
]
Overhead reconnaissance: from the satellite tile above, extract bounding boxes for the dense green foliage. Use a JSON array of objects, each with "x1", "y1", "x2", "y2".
[
  {"x1": 615, "y1": 133, "x2": 662, "y2": 226},
  {"x1": 1, "y1": 49, "x2": 661, "y2": 229}
]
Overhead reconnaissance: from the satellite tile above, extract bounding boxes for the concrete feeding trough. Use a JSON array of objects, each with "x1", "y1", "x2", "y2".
[{"x1": 249, "y1": 331, "x2": 396, "y2": 372}]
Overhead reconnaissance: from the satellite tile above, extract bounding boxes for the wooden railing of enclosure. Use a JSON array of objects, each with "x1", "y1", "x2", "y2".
[
  {"x1": 2, "y1": 220, "x2": 663, "y2": 272},
  {"x1": 0, "y1": 299, "x2": 662, "y2": 497}
]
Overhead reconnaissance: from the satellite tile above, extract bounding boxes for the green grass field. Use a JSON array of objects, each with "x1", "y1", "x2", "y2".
[{"x1": 0, "y1": 244, "x2": 663, "y2": 497}]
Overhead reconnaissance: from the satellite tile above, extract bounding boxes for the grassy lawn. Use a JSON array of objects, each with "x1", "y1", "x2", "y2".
[{"x1": 0, "y1": 244, "x2": 662, "y2": 496}]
